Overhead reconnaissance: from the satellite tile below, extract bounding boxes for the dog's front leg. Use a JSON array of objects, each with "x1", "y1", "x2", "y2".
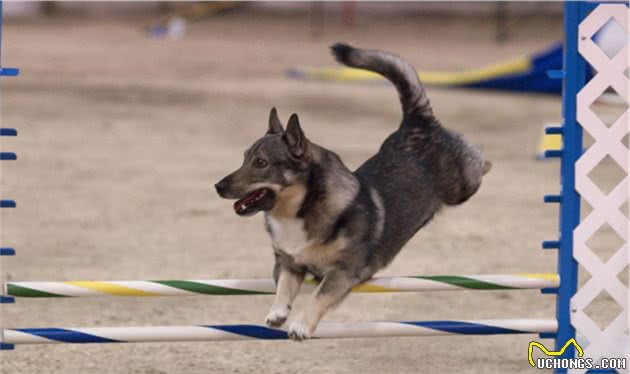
[
  {"x1": 288, "y1": 269, "x2": 354, "y2": 341},
  {"x1": 266, "y1": 268, "x2": 304, "y2": 327}
]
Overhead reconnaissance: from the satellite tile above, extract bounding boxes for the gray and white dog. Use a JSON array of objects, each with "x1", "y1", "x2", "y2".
[{"x1": 215, "y1": 43, "x2": 491, "y2": 341}]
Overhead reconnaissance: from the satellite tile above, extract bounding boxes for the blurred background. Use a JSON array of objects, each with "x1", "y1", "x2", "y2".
[
  {"x1": 0, "y1": 2, "x2": 625, "y2": 374},
  {"x1": 5, "y1": 2, "x2": 566, "y2": 43},
  {"x1": 5, "y1": 2, "x2": 564, "y2": 21}
]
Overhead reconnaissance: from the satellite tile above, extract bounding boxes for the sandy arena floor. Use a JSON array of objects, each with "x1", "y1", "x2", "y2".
[{"x1": 0, "y1": 9, "x2": 623, "y2": 374}]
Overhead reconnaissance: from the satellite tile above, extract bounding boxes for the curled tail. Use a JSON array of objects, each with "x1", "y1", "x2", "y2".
[{"x1": 331, "y1": 43, "x2": 433, "y2": 119}]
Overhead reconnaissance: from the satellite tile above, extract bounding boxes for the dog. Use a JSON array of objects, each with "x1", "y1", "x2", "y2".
[{"x1": 215, "y1": 43, "x2": 491, "y2": 341}]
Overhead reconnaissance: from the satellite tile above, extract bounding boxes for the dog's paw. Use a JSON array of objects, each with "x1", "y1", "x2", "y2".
[
  {"x1": 265, "y1": 305, "x2": 290, "y2": 327},
  {"x1": 288, "y1": 320, "x2": 312, "y2": 341}
]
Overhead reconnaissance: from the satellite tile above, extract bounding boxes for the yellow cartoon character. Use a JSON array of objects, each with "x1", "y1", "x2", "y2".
[{"x1": 529, "y1": 338, "x2": 584, "y2": 367}]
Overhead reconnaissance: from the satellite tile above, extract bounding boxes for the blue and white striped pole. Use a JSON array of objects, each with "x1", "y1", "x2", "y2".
[{"x1": 2, "y1": 319, "x2": 558, "y2": 345}]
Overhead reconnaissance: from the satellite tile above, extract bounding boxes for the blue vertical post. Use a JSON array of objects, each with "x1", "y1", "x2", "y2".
[
  {"x1": 0, "y1": 0, "x2": 17, "y2": 318},
  {"x1": 552, "y1": 2, "x2": 588, "y2": 372},
  {"x1": 0, "y1": 1, "x2": 17, "y2": 351}
]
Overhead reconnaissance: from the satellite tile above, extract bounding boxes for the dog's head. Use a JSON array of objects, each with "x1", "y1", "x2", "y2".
[{"x1": 215, "y1": 108, "x2": 311, "y2": 216}]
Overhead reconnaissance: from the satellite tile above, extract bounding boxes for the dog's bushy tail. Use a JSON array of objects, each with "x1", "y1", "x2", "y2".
[{"x1": 331, "y1": 43, "x2": 432, "y2": 119}]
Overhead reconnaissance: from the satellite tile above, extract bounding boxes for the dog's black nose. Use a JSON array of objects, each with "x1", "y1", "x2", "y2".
[
  {"x1": 215, "y1": 182, "x2": 223, "y2": 195},
  {"x1": 215, "y1": 179, "x2": 228, "y2": 196}
]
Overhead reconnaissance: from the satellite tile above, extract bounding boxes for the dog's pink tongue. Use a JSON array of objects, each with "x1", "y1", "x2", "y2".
[
  {"x1": 233, "y1": 195, "x2": 250, "y2": 213},
  {"x1": 233, "y1": 190, "x2": 259, "y2": 214}
]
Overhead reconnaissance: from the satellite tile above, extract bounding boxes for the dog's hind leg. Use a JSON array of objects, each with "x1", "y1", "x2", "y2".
[
  {"x1": 288, "y1": 269, "x2": 355, "y2": 341},
  {"x1": 266, "y1": 268, "x2": 305, "y2": 327}
]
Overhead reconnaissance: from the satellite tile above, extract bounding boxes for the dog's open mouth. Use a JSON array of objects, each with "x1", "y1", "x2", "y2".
[{"x1": 233, "y1": 188, "x2": 276, "y2": 216}]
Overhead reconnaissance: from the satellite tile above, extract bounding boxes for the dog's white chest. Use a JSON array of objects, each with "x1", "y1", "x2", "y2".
[{"x1": 267, "y1": 216, "x2": 311, "y2": 255}]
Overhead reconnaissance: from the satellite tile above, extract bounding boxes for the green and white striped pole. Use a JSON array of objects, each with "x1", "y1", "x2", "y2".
[{"x1": 5, "y1": 273, "x2": 558, "y2": 298}]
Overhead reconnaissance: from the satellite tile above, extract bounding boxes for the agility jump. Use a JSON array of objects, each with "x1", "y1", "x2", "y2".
[
  {"x1": 1, "y1": 274, "x2": 560, "y2": 345},
  {"x1": 0, "y1": 270, "x2": 561, "y2": 346}
]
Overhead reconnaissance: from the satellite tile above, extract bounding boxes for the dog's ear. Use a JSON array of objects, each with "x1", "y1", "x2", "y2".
[
  {"x1": 267, "y1": 107, "x2": 284, "y2": 135},
  {"x1": 283, "y1": 113, "x2": 308, "y2": 158}
]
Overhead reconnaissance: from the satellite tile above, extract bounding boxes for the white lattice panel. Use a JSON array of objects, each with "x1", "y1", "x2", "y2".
[{"x1": 572, "y1": 4, "x2": 629, "y2": 373}]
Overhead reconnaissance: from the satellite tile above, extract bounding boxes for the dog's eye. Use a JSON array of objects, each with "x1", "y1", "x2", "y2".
[{"x1": 254, "y1": 158, "x2": 268, "y2": 169}]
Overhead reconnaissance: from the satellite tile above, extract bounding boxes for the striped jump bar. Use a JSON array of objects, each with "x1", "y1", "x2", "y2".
[
  {"x1": 1, "y1": 319, "x2": 558, "y2": 345},
  {"x1": 5, "y1": 273, "x2": 559, "y2": 298}
]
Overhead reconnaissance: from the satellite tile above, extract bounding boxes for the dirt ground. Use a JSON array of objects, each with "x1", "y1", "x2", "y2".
[{"x1": 0, "y1": 8, "x2": 624, "y2": 374}]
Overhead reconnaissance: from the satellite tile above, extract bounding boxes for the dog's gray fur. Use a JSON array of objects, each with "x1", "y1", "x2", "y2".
[{"x1": 215, "y1": 43, "x2": 491, "y2": 340}]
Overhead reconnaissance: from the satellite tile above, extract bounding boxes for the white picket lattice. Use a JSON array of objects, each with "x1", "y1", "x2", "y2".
[{"x1": 572, "y1": 4, "x2": 629, "y2": 373}]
